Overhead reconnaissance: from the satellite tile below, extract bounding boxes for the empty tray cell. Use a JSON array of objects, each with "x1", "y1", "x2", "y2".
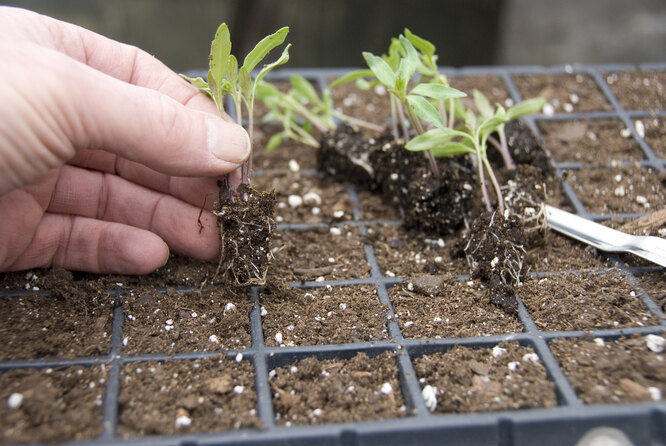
[
  {"x1": 329, "y1": 77, "x2": 393, "y2": 128},
  {"x1": 450, "y1": 74, "x2": 511, "y2": 109},
  {"x1": 538, "y1": 118, "x2": 646, "y2": 164},
  {"x1": 520, "y1": 272, "x2": 660, "y2": 331},
  {"x1": 0, "y1": 292, "x2": 113, "y2": 360},
  {"x1": 118, "y1": 356, "x2": 259, "y2": 437},
  {"x1": 413, "y1": 342, "x2": 557, "y2": 413},
  {"x1": 270, "y1": 226, "x2": 370, "y2": 281},
  {"x1": 524, "y1": 232, "x2": 610, "y2": 273},
  {"x1": 254, "y1": 171, "x2": 354, "y2": 224},
  {"x1": 513, "y1": 73, "x2": 612, "y2": 113},
  {"x1": 0, "y1": 365, "x2": 106, "y2": 444},
  {"x1": 565, "y1": 165, "x2": 665, "y2": 214},
  {"x1": 366, "y1": 224, "x2": 468, "y2": 278},
  {"x1": 605, "y1": 70, "x2": 666, "y2": 112},
  {"x1": 261, "y1": 284, "x2": 388, "y2": 346},
  {"x1": 550, "y1": 334, "x2": 666, "y2": 404},
  {"x1": 270, "y1": 351, "x2": 406, "y2": 425},
  {"x1": 121, "y1": 288, "x2": 252, "y2": 355},
  {"x1": 389, "y1": 280, "x2": 523, "y2": 338}
]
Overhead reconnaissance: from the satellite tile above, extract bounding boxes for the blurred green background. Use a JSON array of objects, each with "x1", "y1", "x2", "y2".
[{"x1": 2, "y1": 0, "x2": 665, "y2": 71}]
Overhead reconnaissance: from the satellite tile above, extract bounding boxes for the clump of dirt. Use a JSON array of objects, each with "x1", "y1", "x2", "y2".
[
  {"x1": 214, "y1": 183, "x2": 276, "y2": 286},
  {"x1": 318, "y1": 124, "x2": 382, "y2": 190},
  {"x1": 370, "y1": 141, "x2": 475, "y2": 234}
]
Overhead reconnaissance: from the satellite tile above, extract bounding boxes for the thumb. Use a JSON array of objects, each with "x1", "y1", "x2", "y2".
[{"x1": 0, "y1": 43, "x2": 250, "y2": 192}]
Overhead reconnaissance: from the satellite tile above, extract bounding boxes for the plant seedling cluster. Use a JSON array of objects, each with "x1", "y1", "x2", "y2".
[{"x1": 181, "y1": 24, "x2": 291, "y2": 286}]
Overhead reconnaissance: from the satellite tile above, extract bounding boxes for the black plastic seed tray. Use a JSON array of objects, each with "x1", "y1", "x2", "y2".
[{"x1": 1, "y1": 63, "x2": 665, "y2": 446}]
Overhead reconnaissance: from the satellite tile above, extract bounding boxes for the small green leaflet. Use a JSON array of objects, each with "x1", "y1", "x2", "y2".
[
  {"x1": 404, "y1": 28, "x2": 436, "y2": 57},
  {"x1": 508, "y1": 97, "x2": 547, "y2": 120},
  {"x1": 242, "y1": 26, "x2": 289, "y2": 73},
  {"x1": 180, "y1": 74, "x2": 212, "y2": 98},
  {"x1": 411, "y1": 83, "x2": 466, "y2": 101},
  {"x1": 208, "y1": 23, "x2": 231, "y2": 94},
  {"x1": 362, "y1": 52, "x2": 397, "y2": 88},
  {"x1": 472, "y1": 89, "x2": 493, "y2": 118},
  {"x1": 406, "y1": 95, "x2": 444, "y2": 130},
  {"x1": 328, "y1": 69, "x2": 374, "y2": 89}
]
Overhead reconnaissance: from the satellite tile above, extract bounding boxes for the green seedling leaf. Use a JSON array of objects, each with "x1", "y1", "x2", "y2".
[
  {"x1": 238, "y1": 67, "x2": 252, "y2": 98},
  {"x1": 226, "y1": 54, "x2": 238, "y2": 86},
  {"x1": 478, "y1": 114, "x2": 510, "y2": 143},
  {"x1": 397, "y1": 35, "x2": 418, "y2": 84},
  {"x1": 431, "y1": 141, "x2": 475, "y2": 157},
  {"x1": 290, "y1": 74, "x2": 320, "y2": 105},
  {"x1": 209, "y1": 23, "x2": 231, "y2": 88},
  {"x1": 254, "y1": 43, "x2": 291, "y2": 86},
  {"x1": 473, "y1": 89, "x2": 493, "y2": 118},
  {"x1": 180, "y1": 74, "x2": 212, "y2": 98},
  {"x1": 507, "y1": 97, "x2": 547, "y2": 120},
  {"x1": 266, "y1": 131, "x2": 286, "y2": 152},
  {"x1": 385, "y1": 37, "x2": 403, "y2": 70},
  {"x1": 407, "y1": 95, "x2": 445, "y2": 130},
  {"x1": 242, "y1": 26, "x2": 289, "y2": 72},
  {"x1": 406, "y1": 128, "x2": 475, "y2": 154},
  {"x1": 404, "y1": 28, "x2": 436, "y2": 57},
  {"x1": 329, "y1": 69, "x2": 374, "y2": 89},
  {"x1": 363, "y1": 52, "x2": 397, "y2": 88},
  {"x1": 411, "y1": 83, "x2": 466, "y2": 101}
]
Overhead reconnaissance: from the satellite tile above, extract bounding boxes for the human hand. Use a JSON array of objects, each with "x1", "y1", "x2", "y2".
[{"x1": 0, "y1": 7, "x2": 249, "y2": 274}]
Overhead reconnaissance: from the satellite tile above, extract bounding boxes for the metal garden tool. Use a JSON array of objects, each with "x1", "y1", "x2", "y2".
[{"x1": 545, "y1": 205, "x2": 666, "y2": 268}]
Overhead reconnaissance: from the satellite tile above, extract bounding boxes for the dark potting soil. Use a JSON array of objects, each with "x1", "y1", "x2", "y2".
[
  {"x1": 390, "y1": 280, "x2": 523, "y2": 338},
  {"x1": 565, "y1": 165, "x2": 665, "y2": 214},
  {"x1": 260, "y1": 284, "x2": 389, "y2": 346},
  {"x1": 121, "y1": 287, "x2": 252, "y2": 355},
  {"x1": 0, "y1": 365, "x2": 106, "y2": 444},
  {"x1": 550, "y1": 334, "x2": 666, "y2": 404},
  {"x1": 0, "y1": 291, "x2": 114, "y2": 360},
  {"x1": 215, "y1": 184, "x2": 276, "y2": 286},
  {"x1": 269, "y1": 351, "x2": 406, "y2": 425},
  {"x1": 328, "y1": 79, "x2": 392, "y2": 130},
  {"x1": 118, "y1": 357, "x2": 260, "y2": 437},
  {"x1": 413, "y1": 342, "x2": 557, "y2": 414},
  {"x1": 269, "y1": 225, "x2": 371, "y2": 282},
  {"x1": 356, "y1": 189, "x2": 401, "y2": 221},
  {"x1": 538, "y1": 118, "x2": 646, "y2": 164},
  {"x1": 513, "y1": 72, "x2": 613, "y2": 113},
  {"x1": 519, "y1": 271, "x2": 660, "y2": 332},
  {"x1": 604, "y1": 70, "x2": 666, "y2": 112},
  {"x1": 253, "y1": 133, "x2": 318, "y2": 171}
]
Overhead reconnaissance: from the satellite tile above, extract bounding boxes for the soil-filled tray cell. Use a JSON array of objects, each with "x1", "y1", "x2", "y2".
[
  {"x1": 565, "y1": 165, "x2": 665, "y2": 214},
  {"x1": 0, "y1": 291, "x2": 113, "y2": 360},
  {"x1": 413, "y1": 342, "x2": 557, "y2": 414},
  {"x1": 519, "y1": 272, "x2": 660, "y2": 332},
  {"x1": 253, "y1": 135, "x2": 318, "y2": 171},
  {"x1": 524, "y1": 233, "x2": 609, "y2": 273},
  {"x1": 366, "y1": 224, "x2": 468, "y2": 278},
  {"x1": 550, "y1": 335, "x2": 666, "y2": 404},
  {"x1": 449, "y1": 75, "x2": 511, "y2": 110},
  {"x1": 637, "y1": 272, "x2": 666, "y2": 314},
  {"x1": 0, "y1": 365, "x2": 106, "y2": 444},
  {"x1": 254, "y1": 171, "x2": 354, "y2": 224},
  {"x1": 118, "y1": 357, "x2": 260, "y2": 437},
  {"x1": 329, "y1": 79, "x2": 392, "y2": 128},
  {"x1": 270, "y1": 226, "x2": 370, "y2": 281},
  {"x1": 121, "y1": 288, "x2": 252, "y2": 355},
  {"x1": 538, "y1": 119, "x2": 646, "y2": 164},
  {"x1": 269, "y1": 351, "x2": 406, "y2": 425},
  {"x1": 390, "y1": 280, "x2": 523, "y2": 338},
  {"x1": 513, "y1": 73, "x2": 612, "y2": 113},
  {"x1": 642, "y1": 116, "x2": 666, "y2": 159},
  {"x1": 605, "y1": 70, "x2": 666, "y2": 112},
  {"x1": 261, "y1": 284, "x2": 389, "y2": 346}
]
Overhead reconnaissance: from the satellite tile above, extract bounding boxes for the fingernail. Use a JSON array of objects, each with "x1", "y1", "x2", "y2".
[{"x1": 207, "y1": 118, "x2": 251, "y2": 164}]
